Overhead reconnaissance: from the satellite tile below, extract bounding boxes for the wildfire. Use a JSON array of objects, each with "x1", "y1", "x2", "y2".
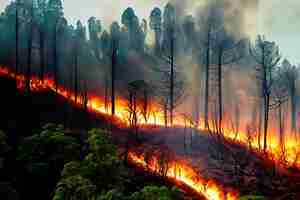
[
  {"x1": 128, "y1": 150, "x2": 238, "y2": 200},
  {"x1": 0, "y1": 65, "x2": 299, "y2": 198},
  {"x1": 1, "y1": 66, "x2": 299, "y2": 169}
]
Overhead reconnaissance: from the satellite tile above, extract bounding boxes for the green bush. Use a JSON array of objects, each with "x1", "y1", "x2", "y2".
[
  {"x1": 239, "y1": 195, "x2": 267, "y2": 200},
  {"x1": 130, "y1": 186, "x2": 183, "y2": 200}
]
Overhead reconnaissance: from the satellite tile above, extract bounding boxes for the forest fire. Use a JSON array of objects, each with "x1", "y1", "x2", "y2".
[
  {"x1": 1, "y1": 65, "x2": 300, "y2": 169},
  {"x1": 0, "y1": 67, "x2": 300, "y2": 200},
  {"x1": 128, "y1": 149, "x2": 238, "y2": 200},
  {"x1": 0, "y1": 65, "x2": 299, "y2": 173}
]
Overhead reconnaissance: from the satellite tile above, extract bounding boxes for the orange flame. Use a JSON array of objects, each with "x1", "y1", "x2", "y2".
[
  {"x1": 1, "y1": 66, "x2": 299, "y2": 169},
  {"x1": 0, "y1": 66, "x2": 299, "y2": 198},
  {"x1": 128, "y1": 150, "x2": 238, "y2": 200}
]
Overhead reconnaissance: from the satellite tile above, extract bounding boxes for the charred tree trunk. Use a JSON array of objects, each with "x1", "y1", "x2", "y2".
[
  {"x1": 263, "y1": 94, "x2": 270, "y2": 152},
  {"x1": 170, "y1": 36, "x2": 174, "y2": 126},
  {"x1": 39, "y1": 31, "x2": 45, "y2": 83},
  {"x1": 164, "y1": 102, "x2": 168, "y2": 127},
  {"x1": 74, "y1": 46, "x2": 79, "y2": 104},
  {"x1": 111, "y1": 40, "x2": 116, "y2": 116},
  {"x1": 291, "y1": 86, "x2": 297, "y2": 134},
  {"x1": 217, "y1": 48, "x2": 223, "y2": 133},
  {"x1": 279, "y1": 102, "x2": 284, "y2": 148},
  {"x1": 15, "y1": 1, "x2": 19, "y2": 77},
  {"x1": 204, "y1": 30, "x2": 211, "y2": 129},
  {"x1": 83, "y1": 80, "x2": 88, "y2": 111},
  {"x1": 53, "y1": 27, "x2": 58, "y2": 92},
  {"x1": 26, "y1": 19, "x2": 33, "y2": 93},
  {"x1": 105, "y1": 76, "x2": 109, "y2": 112},
  {"x1": 142, "y1": 89, "x2": 149, "y2": 123}
]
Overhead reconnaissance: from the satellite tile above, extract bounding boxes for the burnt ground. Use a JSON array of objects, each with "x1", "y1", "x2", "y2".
[
  {"x1": 139, "y1": 127, "x2": 300, "y2": 199},
  {"x1": 0, "y1": 75, "x2": 299, "y2": 199}
]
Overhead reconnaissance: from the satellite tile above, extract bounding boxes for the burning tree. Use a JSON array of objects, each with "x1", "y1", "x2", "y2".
[
  {"x1": 271, "y1": 68, "x2": 289, "y2": 160},
  {"x1": 211, "y1": 29, "x2": 245, "y2": 134},
  {"x1": 36, "y1": 0, "x2": 47, "y2": 83},
  {"x1": 48, "y1": 0, "x2": 64, "y2": 92},
  {"x1": 197, "y1": 2, "x2": 224, "y2": 129},
  {"x1": 126, "y1": 80, "x2": 152, "y2": 139},
  {"x1": 110, "y1": 22, "x2": 120, "y2": 116},
  {"x1": 25, "y1": 1, "x2": 34, "y2": 93},
  {"x1": 250, "y1": 35, "x2": 281, "y2": 152},
  {"x1": 156, "y1": 3, "x2": 186, "y2": 127}
]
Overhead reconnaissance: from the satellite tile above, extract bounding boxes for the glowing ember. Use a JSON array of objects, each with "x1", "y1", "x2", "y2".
[{"x1": 128, "y1": 150, "x2": 238, "y2": 200}]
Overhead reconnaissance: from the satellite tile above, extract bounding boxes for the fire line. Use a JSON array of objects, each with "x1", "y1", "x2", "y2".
[{"x1": 1, "y1": 65, "x2": 299, "y2": 199}]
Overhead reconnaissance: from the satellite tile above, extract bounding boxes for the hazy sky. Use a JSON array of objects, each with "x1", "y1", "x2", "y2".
[{"x1": 0, "y1": 0, "x2": 299, "y2": 64}]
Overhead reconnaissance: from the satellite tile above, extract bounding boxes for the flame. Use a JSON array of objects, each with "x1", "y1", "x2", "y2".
[
  {"x1": 1, "y1": 66, "x2": 299, "y2": 169},
  {"x1": 1, "y1": 66, "x2": 300, "y2": 168},
  {"x1": 0, "y1": 65, "x2": 299, "y2": 198},
  {"x1": 128, "y1": 150, "x2": 238, "y2": 200}
]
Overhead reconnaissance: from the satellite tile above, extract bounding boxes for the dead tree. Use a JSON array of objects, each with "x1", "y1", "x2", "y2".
[
  {"x1": 271, "y1": 68, "x2": 289, "y2": 158},
  {"x1": 72, "y1": 35, "x2": 79, "y2": 104},
  {"x1": 212, "y1": 31, "x2": 245, "y2": 134},
  {"x1": 15, "y1": 0, "x2": 20, "y2": 78},
  {"x1": 198, "y1": 2, "x2": 223, "y2": 129},
  {"x1": 52, "y1": 17, "x2": 67, "y2": 92},
  {"x1": 25, "y1": 2, "x2": 34, "y2": 93},
  {"x1": 127, "y1": 81, "x2": 139, "y2": 141},
  {"x1": 281, "y1": 59, "x2": 299, "y2": 135},
  {"x1": 36, "y1": 1, "x2": 47, "y2": 83},
  {"x1": 110, "y1": 22, "x2": 120, "y2": 116},
  {"x1": 251, "y1": 35, "x2": 281, "y2": 152}
]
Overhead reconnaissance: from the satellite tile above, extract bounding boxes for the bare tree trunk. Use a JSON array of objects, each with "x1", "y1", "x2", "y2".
[
  {"x1": 258, "y1": 102, "x2": 262, "y2": 150},
  {"x1": 164, "y1": 102, "x2": 168, "y2": 127},
  {"x1": 291, "y1": 87, "x2": 297, "y2": 134},
  {"x1": 15, "y1": 1, "x2": 19, "y2": 77},
  {"x1": 204, "y1": 30, "x2": 211, "y2": 129},
  {"x1": 142, "y1": 89, "x2": 149, "y2": 123},
  {"x1": 53, "y1": 29, "x2": 58, "y2": 92},
  {"x1": 170, "y1": 36, "x2": 174, "y2": 126},
  {"x1": 104, "y1": 77, "x2": 109, "y2": 112},
  {"x1": 263, "y1": 94, "x2": 270, "y2": 152},
  {"x1": 111, "y1": 40, "x2": 116, "y2": 116},
  {"x1": 279, "y1": 102, "x2": 284, "y2": 148},
  {"x1": 217, "y1": 48, "x2": 223, "y2": 133},
  {"x1": 83, "y1": 80, "x2": 88, "y2": 111},
  {"x1": 39, "y1": 31, "x2": 45, "y2": 83},
  {"x1": 74, "y1": 47, "x2": 79, "y2": 104},
  {"x1": 26, "y1": 19, "x2": 33, "y2": 93}
]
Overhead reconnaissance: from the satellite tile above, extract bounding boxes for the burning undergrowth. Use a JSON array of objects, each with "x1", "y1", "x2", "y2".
[
  {"x1": 1, "y1": 65, "x2": 300, "y2": 199},
  {"x1": 127, "y1": 145, "x2": 238, "y2": 200}
]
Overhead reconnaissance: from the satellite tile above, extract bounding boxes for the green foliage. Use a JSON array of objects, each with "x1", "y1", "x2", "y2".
[
  {"x1": 54, "y1": 129, "x2": 129, "y2": 200},
  {"x1": 93, "y1": 189, "x2": 125, "y2": 200},
  {"x1": 239, "y1": 195, "x2": 267, "y2": 200},
  {"x1": 18, "y1": 123, "x2": 80, "y2": 164},
  {"x1": 130, "y1": 186, "x2": 183, "y2": 200},
  {"x1": 53, "y1": 175, "x2": 96, "y2": 200},
  {"x1": 17, "y1": 123, "x2": 80, "y2": 176},
  {"x1": 87, "y1": 129, "x2": 117, "y2": 161}
]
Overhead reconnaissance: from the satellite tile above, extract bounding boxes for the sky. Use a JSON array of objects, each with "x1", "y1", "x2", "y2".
[{"x1": 0, "y1": 0, "x2": 299, "y2": 65}]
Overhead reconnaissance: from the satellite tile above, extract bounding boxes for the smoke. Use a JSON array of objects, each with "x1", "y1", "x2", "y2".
[{"x1": 168, "y1": 0, "x2": 259, "y2": 39}]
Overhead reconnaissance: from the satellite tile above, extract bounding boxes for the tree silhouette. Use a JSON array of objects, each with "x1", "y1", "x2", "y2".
[
  {"x1": 251, "y1": 35, "x2": 281, "y2": 152},
  {"x1": 150, "y1": 7, "x2": 162, "y2": 56},
  {"x1": 110, "y1": 22, "x2": 120, "y2": 116},
  {"x1": 281, "y1": 59, "x2": 299, "y2": 134}
]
